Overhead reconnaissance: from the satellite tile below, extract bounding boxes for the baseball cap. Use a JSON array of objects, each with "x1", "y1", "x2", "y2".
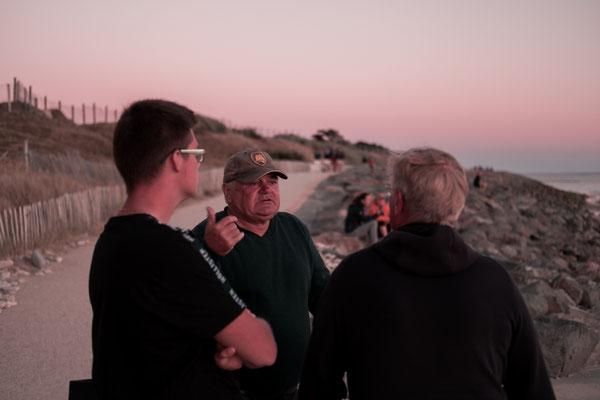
[{"x1": 223, "y1": 149, "x2": 288, "y2": 183}]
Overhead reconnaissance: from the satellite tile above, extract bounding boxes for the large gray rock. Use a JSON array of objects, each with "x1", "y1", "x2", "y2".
[
  {"x1": 552, "y1": 274, "x2": 584, "y2": 304},
  {"x1": 312, "y1": 232, "x2": 363, "y2": 257},
  {"x1": 522, "y1": 293, "x2": 549, "y2": 318},
  {"x1": 551, "y1": 257, "x2": 570, "y2": 271},
  {"x1": 580, "y1": 283, "x2": 600, "y2": 310},
  {"x1": 31, "y1": 250, "x2": 46, "y2": 269},
  {"x1": 534, "y1": 316, "x2": 600, "y2": 377},
  {"x1": 575, "y1": 261, "x2": 599, "y2": 282},
  {"x1": 521, "y1": 281, "x2": 575, "y2": 314}
]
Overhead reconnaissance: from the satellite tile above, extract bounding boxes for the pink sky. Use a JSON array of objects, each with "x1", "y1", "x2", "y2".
[{"x1": 1, "y1": 0, "x2": 598, "y2": 172}]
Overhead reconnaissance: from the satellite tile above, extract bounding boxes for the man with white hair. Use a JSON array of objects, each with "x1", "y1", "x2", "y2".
[{"x1": 299, "y1": 147, "x2": 555, "y2": 399}]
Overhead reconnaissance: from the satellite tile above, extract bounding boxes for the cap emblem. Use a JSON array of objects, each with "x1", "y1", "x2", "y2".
[{"x1": 250, "y1": 152, "x2": 267, "y2": 166}]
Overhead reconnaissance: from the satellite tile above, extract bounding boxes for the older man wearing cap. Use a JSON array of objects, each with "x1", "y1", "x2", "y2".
[{"x1": 193, "y1": 149, "x2": 330, "y2": 400}]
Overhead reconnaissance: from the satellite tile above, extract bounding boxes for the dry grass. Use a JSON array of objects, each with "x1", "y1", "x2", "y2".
[
  {"x1": 196, "y1": 132, "x2": 315, "y2": 166},
  {"x1": 1, "y1": 106, "x2": 391, "y2": 209},
  {"x1": 0, "y1": 155, "x2": 121, "y2": 210},
  {"x1": 0, "y1": 108, "x2": 113, "y2": 161}
]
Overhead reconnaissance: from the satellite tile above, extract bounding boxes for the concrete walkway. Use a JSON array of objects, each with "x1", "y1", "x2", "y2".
[{"x1": 0, "y1": 171, "x2": 331, "y2": 400}]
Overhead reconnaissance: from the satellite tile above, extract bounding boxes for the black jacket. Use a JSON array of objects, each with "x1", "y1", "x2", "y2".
[
  {"x1": 344, "y1": 198, "x2": 376, "y2": 233},
  {"x1": 299, "y1": 223, "x2": 555, "y2": 400}
]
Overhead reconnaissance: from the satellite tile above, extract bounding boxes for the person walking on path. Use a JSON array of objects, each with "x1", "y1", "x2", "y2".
[
  {"x1": 89, "y1": 101, "x2": 276, "y2": 399},
  {"x1": 299, "y1": 147, "x2": 555, "y2": 400},
  {"x1": 193, "y1": 149, "x2": 330, "y2": 400}
]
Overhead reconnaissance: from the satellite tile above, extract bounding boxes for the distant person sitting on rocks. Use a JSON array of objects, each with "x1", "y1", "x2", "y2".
[
  {"x1": 368, "y1": 192, "x2": 390, "y2": 237},
  {"x1": 474, "y1": 170, "x2": 488, "y2": 189},
  {"x1": 299, "y1": 147, "x2": 555, "y2": 399},
  {"x1": 344, "y1": 192, "x2": 380, "y2": 245}
]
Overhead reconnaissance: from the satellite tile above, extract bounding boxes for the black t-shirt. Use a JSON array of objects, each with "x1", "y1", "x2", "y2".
[{"x1": 89, "y1": 214, "x2": 246, "y2": 399}]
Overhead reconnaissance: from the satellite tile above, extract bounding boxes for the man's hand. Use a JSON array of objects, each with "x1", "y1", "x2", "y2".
[
  {"x1": 204, "y1": 207, "x2": 244, "y2": 256},
  {"x1": 214, "y1": 343, "x2": 243, "y2": 371}
]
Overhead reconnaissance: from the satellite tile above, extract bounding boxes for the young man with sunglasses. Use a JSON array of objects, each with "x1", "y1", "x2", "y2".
[{"x1": 89, "y1": 100, "x2": 276, "y2": 399}]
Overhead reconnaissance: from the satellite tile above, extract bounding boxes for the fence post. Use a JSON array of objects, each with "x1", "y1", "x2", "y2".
[
  {"x1": 104, "y1": 106, "x2": 108, "y2": 123},
  {"x1": 82, "y1": 104, "x2": 86, "y2": 124},
  {"x1": 59, "y1": 100, "x2": 61, "y2": 113},
  {"x1": 13, "y1": 77, "x2": 17, "y2": 102},
  {"x1": 93, "y1": 103, "x2": 96, "y2": 124},
  {"x1": 24, "y1": 140, "x2": 29, "y2": 172},
  {"x1": 71, "y1": 105, "x2": 75, "y2": 121},
  {"x1": 6, "y1": 83, "x2": 11, "y2": 112},
  {"x1": 28, "y1": 86, "x2": 32, "y2": 106},
  {"x1": 34, "y1": 97, "x2": 38, "y2": 109},
  {"x1": 44, "y1": 96, "x2": 47, "y2": 111}
]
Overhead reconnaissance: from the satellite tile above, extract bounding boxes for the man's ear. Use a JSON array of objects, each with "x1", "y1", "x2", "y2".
[
  {"x1": 171, "y1": 150, "x2": 185, "y2": 172},
  {"x1": 392, "y1": 189, "x2": 404, "y2": 218},
  {"x1": 222, "y1": 183, "x2": 231, "y2": 204}
]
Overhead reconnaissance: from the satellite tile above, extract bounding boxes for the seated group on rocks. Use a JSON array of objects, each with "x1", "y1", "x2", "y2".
[
  {"x1": 344, "y1": 191, "x2": 391, "y2": 244},
  {"x1": 88, "y1": 99, "x2": 556, "y2": 400}
]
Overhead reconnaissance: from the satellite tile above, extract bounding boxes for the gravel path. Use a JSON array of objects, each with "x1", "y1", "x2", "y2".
[{"x1": 0, "y1": 171, "x2": 331, "y2": 400}]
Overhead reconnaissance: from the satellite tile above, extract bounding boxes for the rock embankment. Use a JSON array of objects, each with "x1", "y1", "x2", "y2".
[{"x1": 299, "y1": 166, "x2": 600, "y2": 378}]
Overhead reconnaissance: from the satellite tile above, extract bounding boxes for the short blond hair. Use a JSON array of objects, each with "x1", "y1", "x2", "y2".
[{"x1": 389, "y1": 147, "x2": 468, "y2": 226}]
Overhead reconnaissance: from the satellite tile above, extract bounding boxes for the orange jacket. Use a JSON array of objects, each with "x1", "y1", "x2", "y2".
[{"x1": 368, "y1": 201, "x2": 390, "y2": 224}]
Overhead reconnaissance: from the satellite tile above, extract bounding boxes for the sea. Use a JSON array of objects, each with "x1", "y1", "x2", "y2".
[{"x1": 524, "y1": 172, "x2": 600, "y2": 211}]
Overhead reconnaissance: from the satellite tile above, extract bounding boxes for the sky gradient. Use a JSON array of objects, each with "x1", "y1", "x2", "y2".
[{"x1": 1, "y1": 0, "x2": 598, "y2": 172}]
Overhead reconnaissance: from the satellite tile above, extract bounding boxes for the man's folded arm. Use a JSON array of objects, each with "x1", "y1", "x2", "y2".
[{"x1": 214, "y1": 309, "x2": 277, "y2": 368}]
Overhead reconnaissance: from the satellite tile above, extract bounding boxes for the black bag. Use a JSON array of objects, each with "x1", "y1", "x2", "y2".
[{"x1": 68, "y1": 379, "x2": 99, "y2": 400}]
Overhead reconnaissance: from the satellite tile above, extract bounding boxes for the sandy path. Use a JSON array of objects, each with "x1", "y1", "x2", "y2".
[{"x1": 0, "y1": 171, "x2": 331, "y2": 400}]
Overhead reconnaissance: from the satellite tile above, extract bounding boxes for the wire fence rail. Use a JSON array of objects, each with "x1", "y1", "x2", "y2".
[
  {"x1": 1, "y1": 77, "x2": 307, "y2": 137},
  {"x1": 1, "y1": 77, "x2": 120, "y2": 125}
]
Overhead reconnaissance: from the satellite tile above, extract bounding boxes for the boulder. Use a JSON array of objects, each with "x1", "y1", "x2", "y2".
[
  {"x1": 575, "y1": 261, "x2": 599, "y2": 282},
  {"x1": 552, "y1": 274, "x2": 584, "y2": 304},
  {"x1": 312, "y1": 232, "x2": 363, "y2": 258},
  {"x1": 534, "y1": 316, "x2": 600, "y2": 377},
  {"x1": 522, "y1": 293, "x2": 548, "y2": 318},
  {"x1": 546, "y1": 289, "x2": 576, "y2": 314},
  {"x1": 500, "y1": 245, "x2": 519, "y2": 259},
  {"x1": 551, "y1": 257, "x2": 570, "y2": 271},
  {"x1": 521, "y1": 281, "x2": 575, "y2": 314},
  {"x1": 580, "y1": 283, "x2": 600, "y2": 310},
  {"x1": 31, "y1": 250, "x2": 46, "y2": 269}
]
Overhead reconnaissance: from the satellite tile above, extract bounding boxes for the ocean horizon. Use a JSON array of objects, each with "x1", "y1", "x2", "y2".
[
  {"x1": 523, "y1": 172, "x2": 600, "y2": 212},
  {"x1": 524, "y1": 172, "x2": 600, "y2": 196}
]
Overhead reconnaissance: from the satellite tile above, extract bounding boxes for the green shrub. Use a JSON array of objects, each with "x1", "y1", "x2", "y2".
[
  {"x1": 268, "y1": 150, "x2": 307, "y2": 161},
  {"x1": 195, "y1": 114, "x2": 227, "y2": 133},
  {"x1": 274, "y1": 133, "x2": 311, "y2": 146},
  {"x1": 232, "y1": 128, "x2": 262, "y2": 140}
]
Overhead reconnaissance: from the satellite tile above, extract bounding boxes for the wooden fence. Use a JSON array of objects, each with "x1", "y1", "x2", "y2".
[
  {"x1": 2, "y1": 77, "x2": 121, "y2": 124},
  {"x1": 0, "y1": 185, "x2": 126, "y2": 255},
  {"x1": 0, "y1": 162, "x2": 311, "y2": 256}
]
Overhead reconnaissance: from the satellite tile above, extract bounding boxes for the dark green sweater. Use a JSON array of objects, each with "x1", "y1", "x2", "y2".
[{"x1": 193, "y1": 209, "x2": 330, "y2": 398}]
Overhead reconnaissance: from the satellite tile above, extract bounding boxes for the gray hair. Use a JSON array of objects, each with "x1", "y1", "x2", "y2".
[{"x1": 389, "y1": 147, "x2": 468, "y2": 226}]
